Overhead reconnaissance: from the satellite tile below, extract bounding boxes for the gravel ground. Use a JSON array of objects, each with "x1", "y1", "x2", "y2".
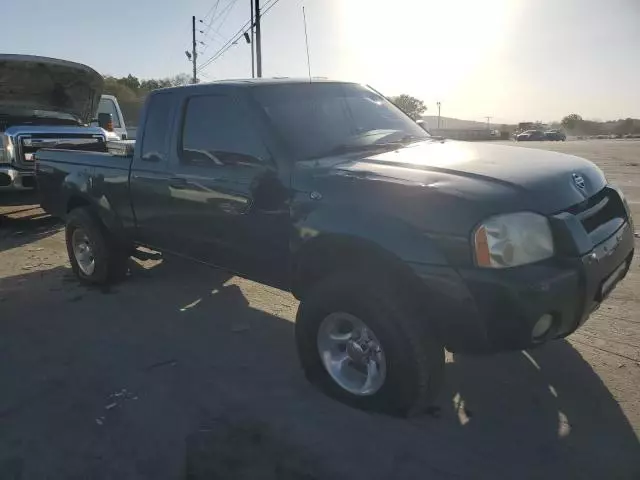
[{"x1": 0, "y1": 140, "x2": 639, "y2": 479}]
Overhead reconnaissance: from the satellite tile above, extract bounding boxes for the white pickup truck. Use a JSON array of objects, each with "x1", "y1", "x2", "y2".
[
  {"x1": 96, "y1": 94, "x2": 128, "y2": 140},
  {"x1": 0, "y1": 54, "x2": 108, "y2": 194}
]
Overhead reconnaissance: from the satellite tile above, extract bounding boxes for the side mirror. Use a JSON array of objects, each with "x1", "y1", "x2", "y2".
[
  {"x1": 97, "y1": 112, "x2": 114, "y2": 131},
  {"x1": 416, "y1": 118, "x2": 432, "y2": 133}
]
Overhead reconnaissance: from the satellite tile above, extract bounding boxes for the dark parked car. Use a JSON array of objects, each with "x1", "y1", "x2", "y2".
[
  {"x1": 36, "y1": 80, "x2": 634, "y2": 416},
  {"x1": 516, "y1": 129, "x2": 546, "y2": 141},
  {"x1": 544, "y1": 129, "x2": 566, "y2": 141}
]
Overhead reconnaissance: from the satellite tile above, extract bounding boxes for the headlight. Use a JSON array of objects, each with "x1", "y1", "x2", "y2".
[
  {"x1": 612, "y1": 185, "x2": 634, "y2": 229},
  {"x1": 1, "y1": 135, "x2": 15, "y2": 165},
  {"x1": 473, "y1": 212, "x2": 554, "y2": 268}
]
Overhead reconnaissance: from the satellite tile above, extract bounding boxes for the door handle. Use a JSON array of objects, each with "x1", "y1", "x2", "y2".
[{"x1": 169, "y1": 177, "x2": 188, "y2": 189}]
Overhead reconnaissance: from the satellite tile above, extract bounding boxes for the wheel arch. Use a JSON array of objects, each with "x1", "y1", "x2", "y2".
[
  {"x1": 65, "y1": 191, "x2": 128, "y2": 248},
  {"x1": 291, "y1": 233, "x2": 430, "y2": 305}
]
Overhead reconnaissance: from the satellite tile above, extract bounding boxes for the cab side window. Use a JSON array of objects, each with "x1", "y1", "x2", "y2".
[{"x1": 180, "y1": 95, "x2": 267, "y2": 169}]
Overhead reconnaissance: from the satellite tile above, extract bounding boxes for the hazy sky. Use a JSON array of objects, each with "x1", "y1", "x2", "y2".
[{"x1": 2, "y1": 0, "x2": 638, "y2": 123}]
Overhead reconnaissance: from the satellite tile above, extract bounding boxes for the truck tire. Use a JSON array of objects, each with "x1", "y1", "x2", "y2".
[
  {"x1": 65, "y1": 207, "x2": 128, "y2": 285},
  {"x1": 295, "y1": 272, "x2": 444, "y2": 416}
]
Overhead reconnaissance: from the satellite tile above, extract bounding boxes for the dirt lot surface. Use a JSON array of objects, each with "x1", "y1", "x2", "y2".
[{"x1": 1, "y1": 140, "x2": 639, "y2": 479}]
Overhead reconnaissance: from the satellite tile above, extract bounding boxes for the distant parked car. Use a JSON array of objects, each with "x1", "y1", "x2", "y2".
[
  {"x1": 544, "y1": 129, "x2": 566, "y2": 141},
  {"x1": 516, "y1": 130, "x2": 545, "y2": 141}
]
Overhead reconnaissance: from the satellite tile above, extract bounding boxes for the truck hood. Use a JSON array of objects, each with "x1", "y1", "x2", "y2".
[
  {"x1": 0, "y1": 54, "x2": 103, "y2": 123},
  {"x1": 315, "y1": 140, "x2": 606, "y2": 214}
]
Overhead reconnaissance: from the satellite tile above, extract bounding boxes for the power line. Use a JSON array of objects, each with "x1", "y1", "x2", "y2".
[
  {"x1": 206, "y1": 0, "x2": 239, "y2": 38},
  {"x1": 196, "y1": 18, "x2": 254, "y2": 71},
  {"x1": 198, "y1": 0, "x2": 238, "y2": 54},
  {"x1": 214, "y1": 0, "x2": 239, "y2": 30},
  {"x1": 203, "y1": 0, "x2": 221, "y2": 23},
  {"x1": 261, "y1": 0, "x2": 281, "y2": 16},
  {"x1": 197, "y1": 0, "x2": 280, "y2": 73},
  {"x1": 200, "y1": 0, "x2": 226, "y2": 36}
]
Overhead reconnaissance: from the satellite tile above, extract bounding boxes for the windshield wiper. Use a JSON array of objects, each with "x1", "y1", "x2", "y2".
[
  {"x1": 306, "y1": 142, "x2": 400, "y2": 160},
  {"x1": 305, "y1": 133, "x2": 436, "y2": 161}
]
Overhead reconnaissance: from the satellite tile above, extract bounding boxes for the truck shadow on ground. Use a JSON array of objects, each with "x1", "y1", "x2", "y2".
[
  {"x1": 0, "y1": 258, "x2": 638, "y2": 479},
  {"x1": 0, "y1": 204, "x2": 61, "y2": 251},
  {"x1": 439, "y1": 344, "x2": 640, "y2": 478}
]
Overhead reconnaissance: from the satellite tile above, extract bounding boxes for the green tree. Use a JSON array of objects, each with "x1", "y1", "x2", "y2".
[
  {"x1": 389, "y1": 94, "x2": 427, "y2": 120},
  {"x1": 168, "y1": 73, "x2": 192, "y2": 87},
  {"x1": 139, "y1": 79, "x2": 162, "y2": 91},
  {"x1": 118, "y1": 74, "x2": 141, "y2": 91},
  {"x1": 102, "y1": 77, "x2": 138, "y2": 102},
  {"x1": 561, "y1": 113, "x2": 583, "y2": 131}
]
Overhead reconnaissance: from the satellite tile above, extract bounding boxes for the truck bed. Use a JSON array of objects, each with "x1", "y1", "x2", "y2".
[{"x1": 36, "y1": 147, "x2": 134, "y2": 219}]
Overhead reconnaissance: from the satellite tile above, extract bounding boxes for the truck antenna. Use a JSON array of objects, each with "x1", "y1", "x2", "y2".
[{"x1": 302, "y1": 6, "x2": 312, "y2": 82}]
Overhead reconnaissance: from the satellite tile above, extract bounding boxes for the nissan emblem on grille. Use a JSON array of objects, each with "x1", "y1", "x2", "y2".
[{"x1": 572, "y1": 173, "x2": 586, "y2": 190}]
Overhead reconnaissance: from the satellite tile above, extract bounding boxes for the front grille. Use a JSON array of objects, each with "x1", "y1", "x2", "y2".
[
  {"x1": 566, "y1": 187, "x2": 627, "y2": 235},
  {"x1": 19, "y1": 134, "x2": 106, "y2": 167}
]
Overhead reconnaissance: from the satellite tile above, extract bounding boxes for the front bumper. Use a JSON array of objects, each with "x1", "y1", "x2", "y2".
[
  {"x1": 0, "y1": 166, "x2": 36, "y2": 191},
  {"x1": 411, "y1": 221, "x2": 634, "y2": 353}
]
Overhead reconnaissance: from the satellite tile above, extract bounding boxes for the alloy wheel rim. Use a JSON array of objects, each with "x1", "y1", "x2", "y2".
[
  {"x1": 317, "y1": 312, "x2": 387, "y2": 396},
  {"x1": 72, "y1": 229, "x2": 96, "y2": 276}
]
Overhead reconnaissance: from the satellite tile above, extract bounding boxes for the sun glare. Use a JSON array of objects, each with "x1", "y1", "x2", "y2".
[{"x1": 335, "y1": 0, "x2": 520, "y2": 115}]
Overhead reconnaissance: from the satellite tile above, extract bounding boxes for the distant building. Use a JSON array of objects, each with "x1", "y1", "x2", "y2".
[
  {"x1": 421, "y1": 115, "x2": 488, "y2": 130},
  {"x1": 420, "y1": 116, "x2": 497, "y2": 141},
  {"x1": 430, "y1": 128, "x2": 494, "y2": 141}
]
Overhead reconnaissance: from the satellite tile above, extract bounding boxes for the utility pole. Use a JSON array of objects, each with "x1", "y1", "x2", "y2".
[
  {"x1": 254, "y1": 0, "x2": 262, "y2": 77},
  {"x1": 191, "y1": 15, "x2": 197, "y2": 84},
  {"x1": 485, "y1": 116, "x2": 492, "y2": 130},
  {"x1": 437, "y1": 102, "x2": 441, "y2": 129},
  {"x1": 250, "y1": 0, "x2": 255, "y2": 78}
]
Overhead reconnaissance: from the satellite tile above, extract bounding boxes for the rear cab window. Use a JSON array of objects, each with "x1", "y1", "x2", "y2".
[{"x1": 140, "y1": 93, "x2": 175, "y2": 165}]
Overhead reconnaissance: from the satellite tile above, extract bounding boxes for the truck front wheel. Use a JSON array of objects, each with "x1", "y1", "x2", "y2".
[
  {"x1": 65, "y1": 207, "x2": 128, "y2": 285},
  {"x1": 295, "y1": 272, "x2": 444, "y2": 416}
]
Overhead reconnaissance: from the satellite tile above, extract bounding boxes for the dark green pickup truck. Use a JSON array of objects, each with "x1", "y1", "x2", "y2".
[{"x1": 35, "y1": 79, "x2": 634, "y2": 415}]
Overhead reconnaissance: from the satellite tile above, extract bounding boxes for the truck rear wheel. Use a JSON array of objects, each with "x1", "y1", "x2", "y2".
[
  {"x1": 65, "y1": 207, "x2": 128, "y2": 285},
  {"x1": 295, "y1": 272, "x2": 444, "y2": 416}
]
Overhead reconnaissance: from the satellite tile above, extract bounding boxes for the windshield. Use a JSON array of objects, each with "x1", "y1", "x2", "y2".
[{"x1": 251, "y1": 83, "x2": 430, "y2": 161}]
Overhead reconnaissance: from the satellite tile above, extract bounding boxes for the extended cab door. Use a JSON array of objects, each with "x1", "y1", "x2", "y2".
[{"x1": 164, "y1": 89, "x2": 290, "y2": 285}]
